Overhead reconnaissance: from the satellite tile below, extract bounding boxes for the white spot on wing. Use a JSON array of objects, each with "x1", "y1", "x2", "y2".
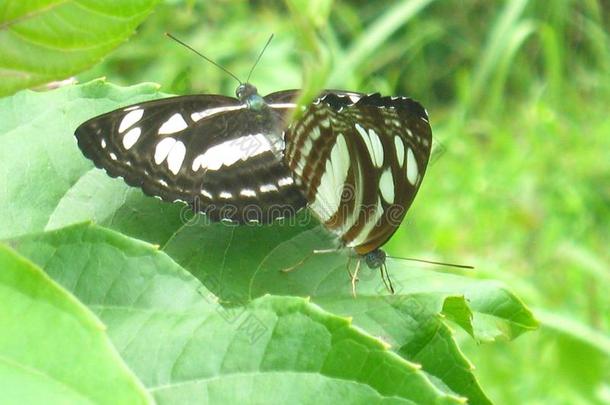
[
  {"x1": 311, "y1": 133, "x2": 350, "y2": 222},
  {"x1": 278, "y1": 177, "x2": 294, "y2": 187},
  {"x1": 379, "y1": 167, "x2": 394, "y2": 203},
  {"x1": 368, "y1": 128, "x2": 384, "y2": 167},
  {"x1": 219, "y1": 191, "x2": 233, "y2": 199},
  {"x1": 347, "y1": 94, "x2": 361, "y2": 103},
  {"x1": 260, "y1": 184, "x2": 278, "y2": 193},
  {"x1": 268, "y1": 102, "x2": 297, "y2": 109},
  {"x1": 154, "y1": 137, "x2": 177, "y2": 165},
  {"x1": 301, "y1": 137, "x2": 313, "y2": 157},
  {"x1": 159, "y1": 113, "x2": 188, "y2": 134},
  {"x1": 122, "y1": 127, "x2": 141, "y2": 149},
  {"x1": 191, "y1": 105, "x2": 245, "y2": 122},
  {"x1": 200, "y1": 189, "x2": 213, "y2": 199},
  {"x1": 355, "y1": 124, "x2": 383, "y2": 168},
  {"x1": 406, "y1": 148, "x2": 418, "y2": 185},
  {"x1": 191, "y1": 134, "x2": 272, "y2": 172},
  {"x1": 167, "y1": 141, "x2": 186, "y2": 175},
  {"x1": 100, "y1": 139, "x2": 107, "y2": 149},
  {"x1": 240, "y1": 189, "x2": 257, "y2": 197},
  {"x1": 347, "y1": 197, "x2": 384, "y2": 247},
  {"x1": 333, "y1": 148, "x2": 366, "y2": 238},
  {"x1": 394, "y1": 136, "x2": 405, "y2": 166},
  {"x1": 119, "y1": 109, "x2": 143, "y2": 133}
]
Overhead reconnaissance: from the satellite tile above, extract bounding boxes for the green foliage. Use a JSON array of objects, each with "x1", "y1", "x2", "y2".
[
  {"x1": 0, "y1": 80, "x2": 540, "y2": 403},
  {"x1": 6, "y1": 222, "x2": 465, "y2": 403},
  {"x1": 0, "y1": 244, "x2": 150, "y2": 404},
  {"x1": 0, "y1": 0, "x2": 159, "y2": 96},
  {"x1": 0, "y1": 0, "x2": 608, "y2": 403},
  {"x1": 0, "y1": 80, "x2": 167, "y2": 240}
]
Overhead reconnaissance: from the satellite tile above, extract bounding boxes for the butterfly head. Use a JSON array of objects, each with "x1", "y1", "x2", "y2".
[
  {"x1": 363, "y1": 248, "x2": 386, "y2": 269},
  {"x1": 236, "y1": 83, "x2": 265, "y2": 111}
]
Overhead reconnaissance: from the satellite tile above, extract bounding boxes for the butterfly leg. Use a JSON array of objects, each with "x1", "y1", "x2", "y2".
[
  {"x1": 380, "y1": 263, "x2": 395, "y2": 294},
  {"x1": 281, "y1": 247, "x2": 339, "y2": 273},
  {"x1": 351, "y1": 259, "x2": 361, "y2": 298}
]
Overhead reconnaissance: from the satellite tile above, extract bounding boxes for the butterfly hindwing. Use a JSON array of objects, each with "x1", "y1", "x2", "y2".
[
  {"x1": 284, "y1": 93, "x2": 432, "y2": 253},
  {"x1": 75, "y1": 93, "x2": 306, "y2": 223}
]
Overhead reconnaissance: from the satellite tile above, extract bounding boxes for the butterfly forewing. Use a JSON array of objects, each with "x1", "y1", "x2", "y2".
[
  {"x1": 284, "y1": 93, "x2": 432, "y2": 254},
  {"x1": 75, "y1": 93, "x2": 306, "y2": 223}
]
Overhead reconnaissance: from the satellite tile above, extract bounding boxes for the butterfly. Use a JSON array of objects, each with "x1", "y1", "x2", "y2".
[
  {"x1": 74, "y1": 35, "x2": 432, "y2": 293},
  {"x1": 75, "y1": 83, "x2": 309, "y2": 223},
  {"x1": 283, "y1": 92, "x2": 432, "y2": 292},
  {"x1": 75, "y1": 84, "x2": 431, "y2": 291}
]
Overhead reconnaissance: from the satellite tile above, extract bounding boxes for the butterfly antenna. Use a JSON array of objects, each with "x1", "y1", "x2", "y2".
[
  {"x1": 380, "y1": 263, "x2": 395, "y2": 294},
  {"x1": 387, "y1": 256, "x2": 474, "y2": 270},
  {"x1": 165, "y1": 32, "x2": 242, "y2": 84},
  {"x1": 246, "y1": 34, "x2": 274, "y2": 83}
]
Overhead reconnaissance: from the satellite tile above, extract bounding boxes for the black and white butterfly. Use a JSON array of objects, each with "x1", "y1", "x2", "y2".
[
  {"x1": 283, "y1": 92, "x2": 432, "y2": 291},
  {"x1": 75, "y1": 84, "x2": 432, "y2": 289},
  {"x1": 75, "y1": 35, "x2": 433, "y2": 292},
  {"x1": 76, "y1": 84, "x2": 309, "y2": 223}
]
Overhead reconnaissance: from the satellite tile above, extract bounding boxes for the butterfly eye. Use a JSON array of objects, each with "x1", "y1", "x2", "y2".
[
  {"x1": 235, "y1": 84, "x2": 246, "y2": 98},
  {"x1": 364, "y1": 249, "x2": 386, "y2": 269},
  {"x1": 236, "y1": 83, "x2": 258, "y2": 101}
]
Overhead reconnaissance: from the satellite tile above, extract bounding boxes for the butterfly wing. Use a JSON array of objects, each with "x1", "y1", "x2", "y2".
[
  {"x1": 284, "y1": 92, "x2": 432, "y2": 253},
  {"x1": 75, "y1": 94, "x2": 306, "y2": 223},
  {"x1": 264, "y1": 89, "x2": 365, "y2": 106}
]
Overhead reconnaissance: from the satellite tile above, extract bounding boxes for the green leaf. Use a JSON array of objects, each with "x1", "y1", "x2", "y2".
[
  {"x1": 161, "y1": 217, "x2": 538, "y2": 337},
  {"x1": 0, "y1": 0, "x2": 160, "y2": 96},
  {"x1": 0, "y1": 244, "x2": 151, "y2": 404},
  {"x1": 0, "y1": 80, "x2": 538, "y2": 404},
  {"x1": 8, "y1": 223, "x2": 464, "y2": 404},
  {"x1": 0, "y1": 79, "x2": 177, "y2": 241},
  {"x1": 162, "y1": 218, "x2": 537, "y2": 404}
]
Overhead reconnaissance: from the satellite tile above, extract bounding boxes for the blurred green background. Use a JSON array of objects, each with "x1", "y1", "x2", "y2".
[{"x1": 78, "y1": 0, "x2": 609, "y2": 403}]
